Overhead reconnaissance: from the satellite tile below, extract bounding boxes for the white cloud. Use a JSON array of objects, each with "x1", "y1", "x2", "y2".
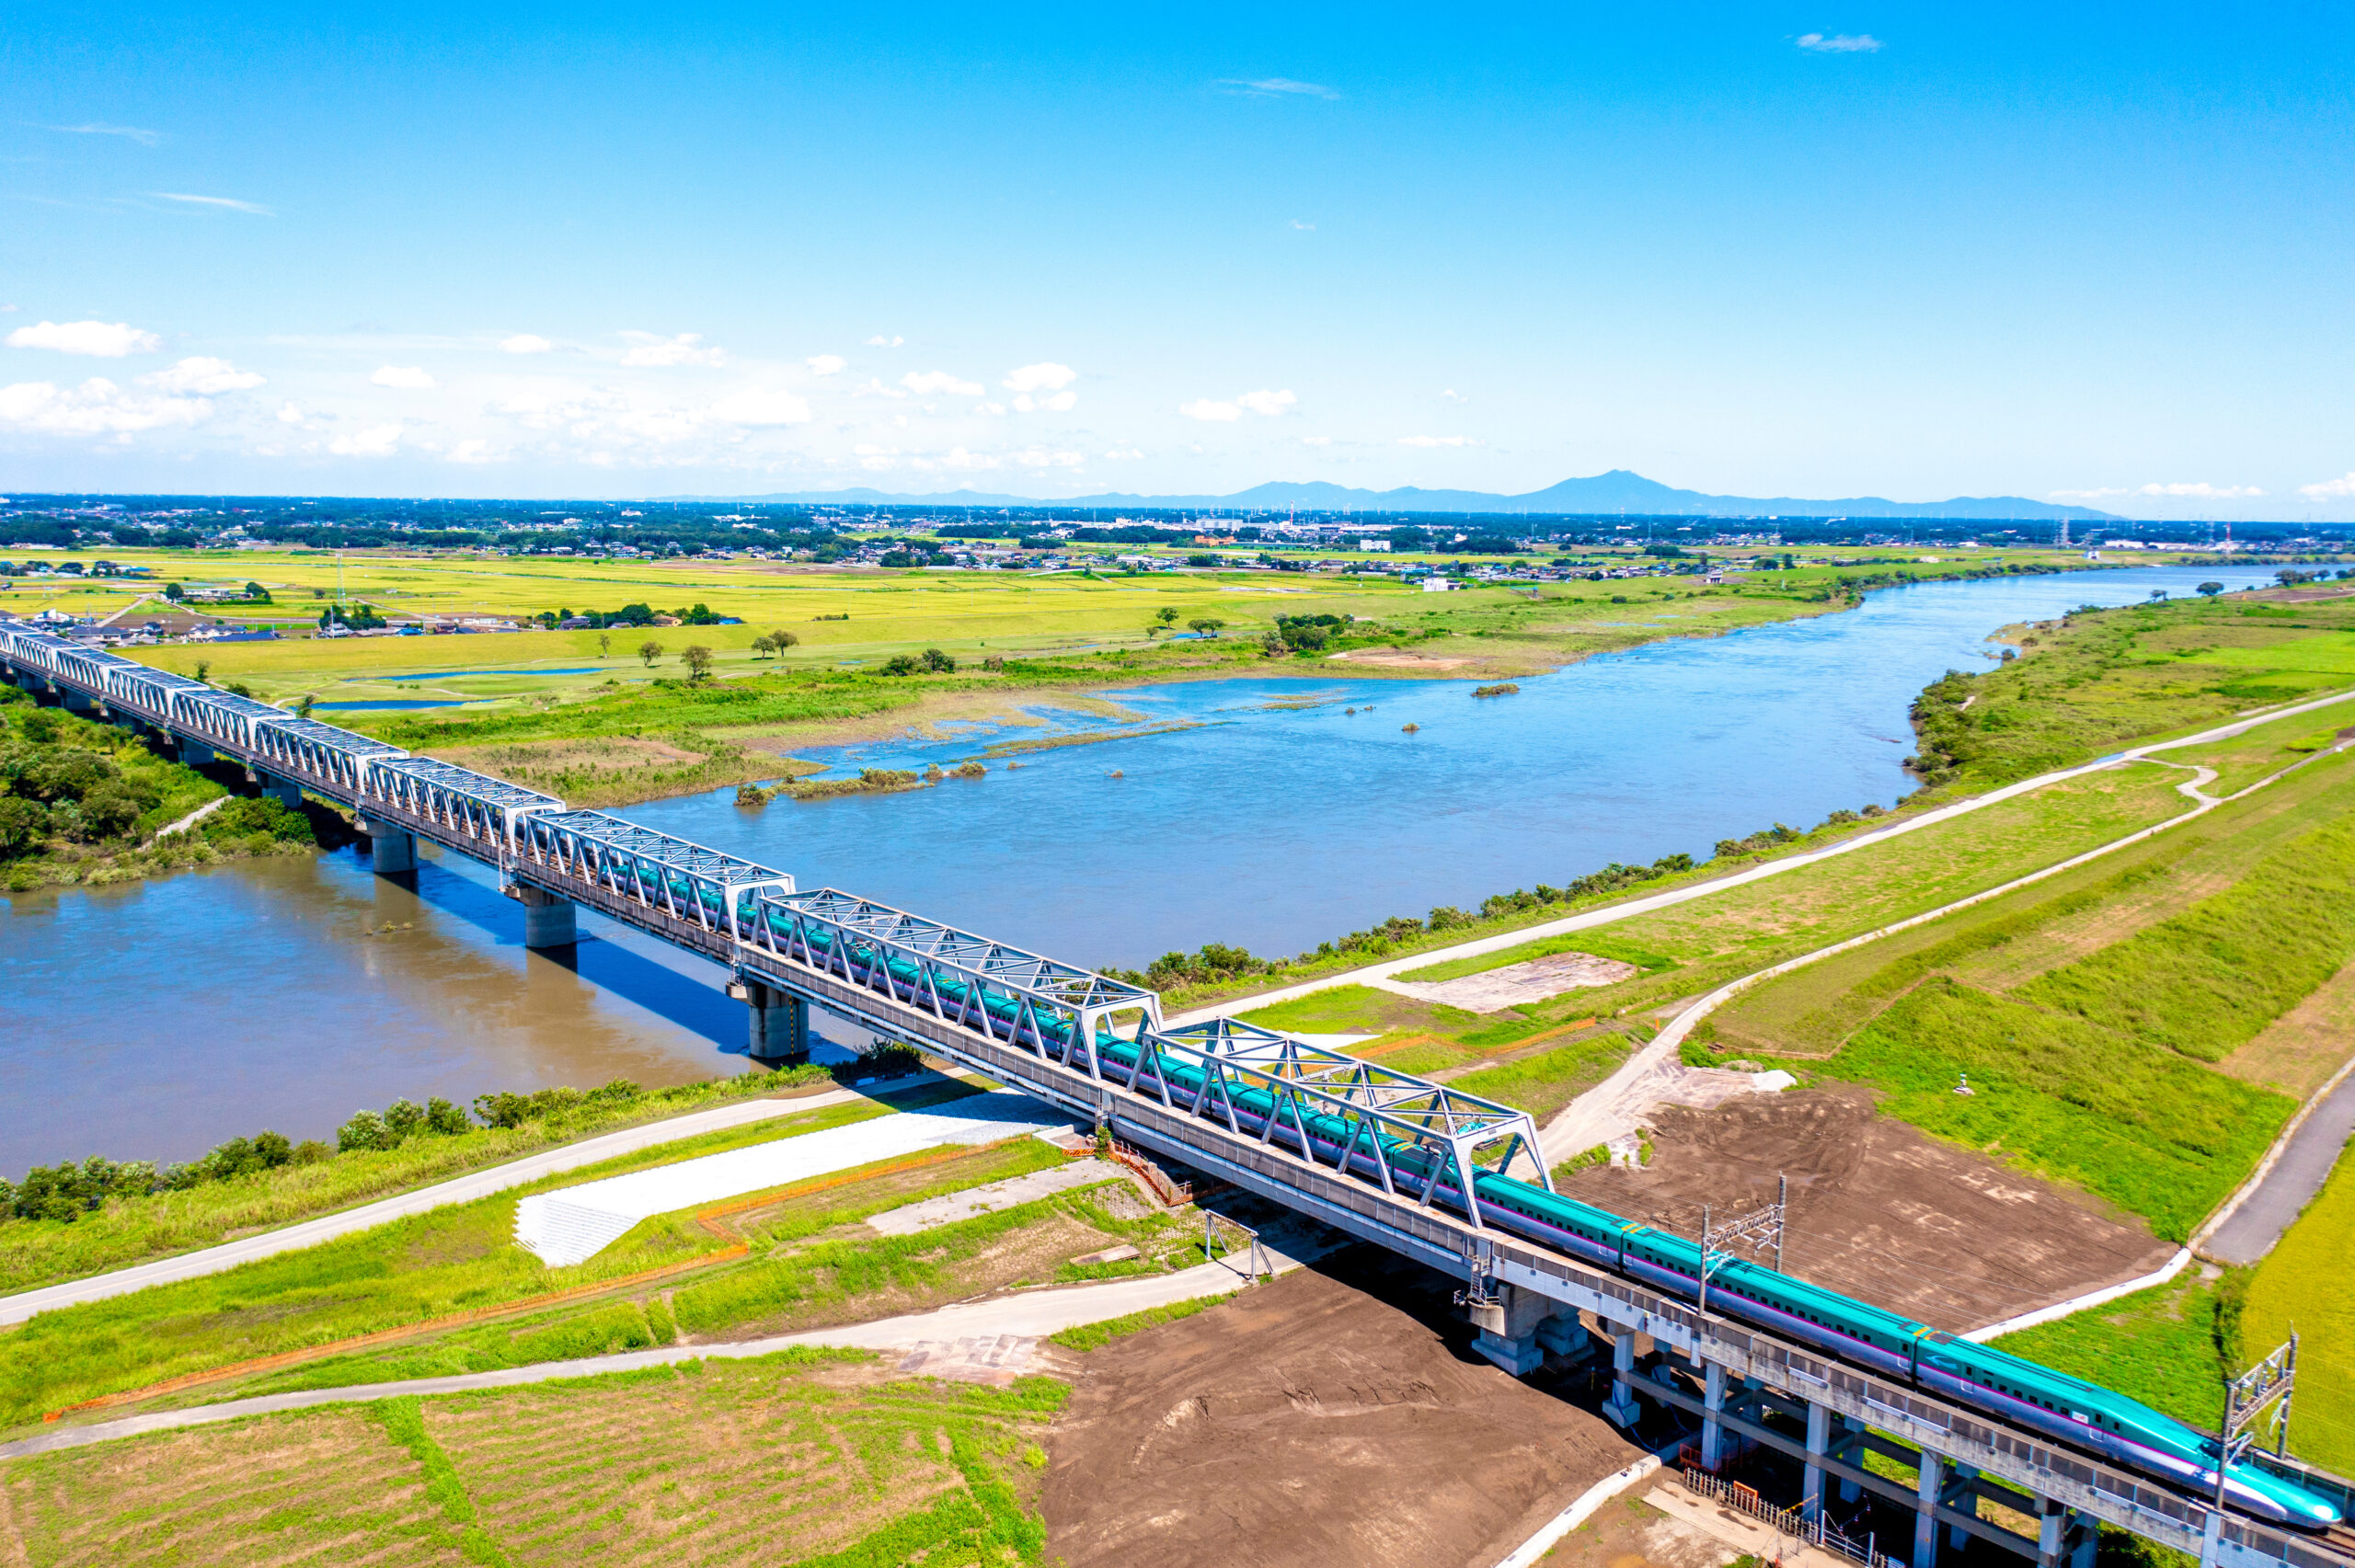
[
  {"x1": 709, "y1": 387, "x2": 811, "y2": 427},
  {"x1": 1439, "y1": 388, "x2": 1467, "y2": 403},
  {"x1": 150, "y1": 192, "x2": 273, "y2": 215},
  {"x1": 140, "y1": 356, "x2": 262, "y2": 394},
  {"x1": 2299, "y1": 474, "x2": 2355, "y2": 499},
  {"x1": 1014, "y1": 447, "x2": 1085, "y2": 469},
  {"x1": 940, "y1": 446, "x2": 1000, "y2": 470},
  {"x1": 41, "y1": 121, "x2": 161, "y2": 145},
  {"x1": 1017, "y1": 389, "x2": 1077, "y2": 413},
  {"x1": 1003, "y1": 361, "x2": 1077, "y2": 393},
  {"x1": 372, "y1": 364, "x2": 436, "y2": 390},
  {"x1": 975, "y1": 401, "x2": 1008, "y2": 417},
  {"x1": 1397, "y1": 434, "x2": 1482, "y2": 448},
  {"x1": 618, "y1": 330, "x2": 727, "y2": 367},
  {"x1": 864, "y1": 334, "x2": 904, "y2": 347},
  {"x1": 853, "y1": 377, "x2": 910, "y2": 400},
  {"x1": 902, "y1": 370, "x2": 983, "y2": 396},
  {"x1": 1219, "y1": 77, "x2": 1339, "y2": 99},
  {"x1": 2142, "y1": 481, "x2": 2263, "y2": 498},
  {"x1": 276, "y1": 402, "x2": 305, "y2": 424},
  {"x1": 1104, "y1": 446, "x2": 1144, "y2": 460},
  {"x1": 806, "y1": 354, "x2": 847, "y2": 376},
  {"x1": 6, "y1": 319, "x2": 162, "y2": 357},
  {"x1": 448, "y1": 439, "x2": 497, "y2": 464},
  {"x1": 1298, "y1": 435, "x2": 1333, "y2": 447},
  {"x1": 329, "y1": 423, "x2": 403, "y2": 457},
  {"x1": 1180, "y1": 398, "x2": 1242, "y2": 421},
  {"x1": 1796, "y1": 32, "x2": 1884, "y2": 52},
  {"x1": 1291, "y1": 219, "x2": 1315, "y2": 231},
  {"x1": 1237, "y1": 388, "x2": 1297, "y2": 416},
  {"x1": 0, "y1": 377, "x2": 210, "y2": 434},
  {"x1": 853, "y1": 443, "x2": 900, "y2": 470},
  {"x1": 499, "y1": 334, "x2": 554, "y2": 355}
]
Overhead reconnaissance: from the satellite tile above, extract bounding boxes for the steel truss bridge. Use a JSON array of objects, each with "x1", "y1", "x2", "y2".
[{"x1": 3, "y1": 617, "x2": 2345, "y2": 1568}]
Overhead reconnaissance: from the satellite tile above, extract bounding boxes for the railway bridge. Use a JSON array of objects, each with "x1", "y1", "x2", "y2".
[{"x1": 3, "y1": 617, "x2": 2346, "y2": 1568}]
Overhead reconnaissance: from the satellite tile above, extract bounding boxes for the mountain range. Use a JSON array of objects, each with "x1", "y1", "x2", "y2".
[{"x1": 665, "y1": 469, "x2": 2119, "y2": 521}]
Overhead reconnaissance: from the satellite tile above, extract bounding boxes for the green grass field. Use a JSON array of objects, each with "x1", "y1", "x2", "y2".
[{"x1": 1, "y1": 1350, "x2": 1068, "y2": 1566}]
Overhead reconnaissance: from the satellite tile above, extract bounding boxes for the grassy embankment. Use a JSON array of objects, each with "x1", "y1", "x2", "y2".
[
  {"x1": 0, "y1": 1350, "x2": 1069, "y2": 1566},
  {"x1": 0, "y1": 1076, "x2": 1231, "y2": 1435},
  {"x1": 0, "y1": 1071, "x2": 856, "y2": 1296}
]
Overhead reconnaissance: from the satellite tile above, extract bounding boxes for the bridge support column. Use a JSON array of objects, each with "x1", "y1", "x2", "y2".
[
  {"x1": 259, "y1": 773, "x2": 302, "y2": 808},
  {"x1": 362, "y1": 820, "x2": 416, "y2": 873},
  {"x1": 178, "y1": 738, "x2": 215, "y2": 764},
  {"x1": 1534, "y1": 1311, "x2": 1589, "y2": 1360},
  {"x1": 61, "y1": 689, "x2": 95, "y2": 714},
  {"x1": 1914, "y1": 1450, "x2": 1944, "y2": 1568},
  {"x1": 2039, "y1": 1496, "x2": 2066, "y2": 1568},
  {"x1": 732, "y1": 979, "x2": 810, "y2": 1064},
  {"x1": 2200, "y1": 1506, "x2": 2223, "y2": 1568},
  {"x1": 1700, "y1": 1360, "x2": 1727, "y2": 1471},
  {"x1": 1601, "y1": 1324, "x2": 1641, "y2": 1429},
  {"x1": 511, "y1": 886, "x2": 576, "y2": 948},
  {"x1": 1834, "y1": 1414, "x2": 1861, "y2": 1504},
  {"x1": 1467, "y1": 1283, "x2": 1550, "y2": 1376},
  {"x1": 2068, "y1": 1510, "x2": 2097, "y2": 1568},
  {"x1": 1803, "y1": 1400, "x2": 1830, "y2": 1524},
  {"x1": 1947, "y1": 1463, "x2": 1978, "y2": 1551}
]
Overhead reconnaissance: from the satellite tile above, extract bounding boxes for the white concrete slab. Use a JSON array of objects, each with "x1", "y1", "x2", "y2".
[{"x1": 512, "y1": 1090, "x2": 1081, "y2": 1265}]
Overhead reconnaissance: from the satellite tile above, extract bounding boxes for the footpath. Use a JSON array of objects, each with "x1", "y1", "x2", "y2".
[
  {"x1": 0, "y1": 1239, "x2": 1311, "y2": 1459},
  {"x1": 1171, "y1": 686, "x2": 2355, "y2": 1028},
  {"x1": 0, "y1": 1084, "x2": 875, "y2": 1326}
]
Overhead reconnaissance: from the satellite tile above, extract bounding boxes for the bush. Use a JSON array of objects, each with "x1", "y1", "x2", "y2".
[{"x1": 336, "y1": 1109, "x2": 391, "y2": 1152}]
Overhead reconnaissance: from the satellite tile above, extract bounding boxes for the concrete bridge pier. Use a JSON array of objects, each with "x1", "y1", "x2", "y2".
[
  {"x1": 258, "y1": 773, "x2": 302, "y2": 809},
  {"x1": 359, "y1": 818, "x2": 416, "y2": 873},
  {"x1": 1804, "y1": 1399, "x2": 1832, "y2": 1523},
  {"x1": 178, "y1": 738, "x2": 216, "y2": 764},
  {"x1": 511, "y1": 885, "x2": 577, "y2": 947},
  {"x1": 1916, "y1": 1450, "x2": 1946, "y2": 1568},
  {"x1": 1466, "y1": 1282, "x2": 1554, "y2": 1375},
  {"x1": 1601, "y1": 1323, "x2": 1642, "y2": 1428},
  {"x1": 60, "y1": 689, "x2": 96, "y2": 715},
  {"x1": 1699, "y1": 1360, "x2": 1728, "y2": 1470},
  {"x1": 729, "y1": 978, "x2": 810, "y2": 1063}
]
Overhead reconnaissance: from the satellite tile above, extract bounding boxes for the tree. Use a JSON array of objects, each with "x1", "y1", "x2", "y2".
[
  {"x1": 638, "y1": 639, "x2": 663, "y2": 667},
  {"x1": 2198, "y1": 580, "x2": 2225, "y2": 598},
  {"x1": 1188, "y1": 618, "x2": 1224, "y2": 636},
  {"x1": 1155, "y1": 606, "x2": 1178, "y2": 626},
  {"x1": 193, "y1": 660, "x2": 211, "y2": 683},
  {"x1": 597, "y1": 632, "x2": 612, "y2": 658},
  {"x1": 2149, "y1": 589, "x2": 2169, "y2": 601},
  {"x1": 770, "y1": 628, "x2": 800, "y2": 648},
  {"x1": 750, "y1": 634, "x2": 776, "y2": 658},
  {"x1": 295, "y1": 693, "x2": 317, "y2": 718},
  {"x1": 681, "y1": 644, "x2": 714, "y2": 681},
  {"x1": 0, "y1": 796, "x2": 45, "y2": 859},
  {"x1": 922, "y1": 647, "x2": 955, "y2": 672},
  {"x1": 163, "y1": 581, "x2": 184, "y2": 601},
  {"x1": 243, "y1": 581, "x2": 270, "y2": 602}
]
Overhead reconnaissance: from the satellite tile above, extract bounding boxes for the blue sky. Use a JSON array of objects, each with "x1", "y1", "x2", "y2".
[{"x1": 4, "y1": 2, "x2": 2352, "y2": 517}]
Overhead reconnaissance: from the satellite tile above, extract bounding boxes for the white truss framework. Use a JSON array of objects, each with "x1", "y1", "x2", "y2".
[
  {"x1": 359, "y1": 757, "x2": 562, "y2": 854},
  {"x1": 249, "y1": 717, "x2": 405, "y2": 794},
  {"x1": 1112, "y1": 1017, "x2": 1553, "y2": 1228},
  {"x1": 737, "y1": 886, "x2": 1161, "y2": 1052},
  {"x1": 516, "y1": 810, "x2": 796, "y2": 933}
]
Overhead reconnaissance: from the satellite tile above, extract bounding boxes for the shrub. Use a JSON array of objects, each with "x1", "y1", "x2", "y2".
[{"x1": 336, "y1": 1109, "x2": 391, "y2": 1152}]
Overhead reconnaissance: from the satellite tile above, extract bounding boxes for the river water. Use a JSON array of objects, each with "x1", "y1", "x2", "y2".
[{"x1": 0, "y1": 565, "x2": 2245, "y2": 1170}]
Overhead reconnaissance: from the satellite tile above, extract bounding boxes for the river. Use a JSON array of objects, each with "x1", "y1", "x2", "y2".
[{"x1": 0, "y1": 565, "x2": 2251, "y2": 1170}]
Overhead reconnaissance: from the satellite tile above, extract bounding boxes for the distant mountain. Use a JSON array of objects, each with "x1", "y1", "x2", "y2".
[{"x1": 666, "y1": 469, "x2": 2119, "y2": 521}]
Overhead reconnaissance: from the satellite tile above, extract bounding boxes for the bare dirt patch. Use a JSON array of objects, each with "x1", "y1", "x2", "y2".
[
  {"x1": 1389, "y1": 951, "x2": 1640, "y2": 1013},
  {"x1": 2221, "y1": 956, "x2": 2355, "y2": 1097},
  {"x1": 1327, "y1": 647, "x2": 1475, "y2": 670},
  {"x1": 1042, "y1": 1247, "x2": 1646, "y2": 1568},
  {"x1": 1555, "y1": 1086, "x2": 2174, "y2": 1332}
]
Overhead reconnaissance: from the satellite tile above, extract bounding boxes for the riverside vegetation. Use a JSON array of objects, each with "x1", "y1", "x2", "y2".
[{"x1": 0, "y1": 685, "x2": 327, "y2": 891}]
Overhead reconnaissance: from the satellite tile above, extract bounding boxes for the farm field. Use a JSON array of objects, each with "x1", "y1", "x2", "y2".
[{"x1": 0, "y1": 1350, "x2": 1066, "y2": 1567}]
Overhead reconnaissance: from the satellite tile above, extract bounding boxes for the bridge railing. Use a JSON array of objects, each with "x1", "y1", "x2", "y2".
[
  {"x1": 356, "y1": 756, "x2": 564, "y2": 859},
  {"x1": 739, "y1": 886, "x2": 1163, "y2": 1059},
  {"x1": 514, "y1": 810, "x2": 794, "y2": 936},
  {"x1": 248, "y1": 717, "x2": 406, "y2": 795}
]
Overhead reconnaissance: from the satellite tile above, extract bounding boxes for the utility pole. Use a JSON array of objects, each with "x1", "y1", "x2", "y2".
[
  {"x1": 2217, "y1": 1332, "x2": 2300, "y2": 1516},
  {"x1": 1698, "y1": 1177, "x2": 1788, "y2": 1316}
]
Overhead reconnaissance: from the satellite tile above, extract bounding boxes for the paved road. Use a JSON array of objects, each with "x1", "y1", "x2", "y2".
[
  {"x1": 0, "y1": 1085, "x2": 869, "y2": 1326},
  {"x1": 2207, "y1": 1065, "x2": 2355, "y2": 1265},
  {"x1": 1171, "y1": 686, "x2": 2355, "y2": 1030},
  {"x1": 0, "y1": 1239, "x2": 1316, "y2": 1459}
]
